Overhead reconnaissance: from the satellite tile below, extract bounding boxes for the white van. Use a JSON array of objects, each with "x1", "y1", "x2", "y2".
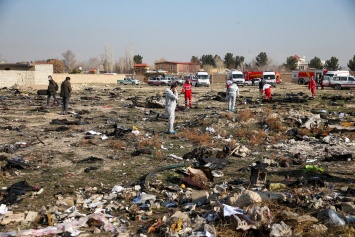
[
  {"x1": 227, "y1": 70, "x2": 245, "y2": 86},
  {"x1": 192, "y1": 71, "x2": 210, "y2": 87},
  {"x1": 262, "y1": 71, "x2": 276, "y2": 86}
]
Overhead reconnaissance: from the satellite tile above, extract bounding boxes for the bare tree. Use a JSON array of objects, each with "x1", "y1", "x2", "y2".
[
  {"x1": 102, "y1": 45, "x2": 114, "y2": 73},
  {"x1": 84, "y1": 57, "x2": 101, "y2": 72},
  {"x1": 154, "y1": 57, "x2": 166, "y2": 63},
  {"x1": 125, "y1": 43, "x2": 134, "y2": 74},
  {"x1": 214, "y1": 56, "x2": 225, "y2": 73},
  {"x1": 61, "y1": 50, "x2": 76, "y2": 73}
]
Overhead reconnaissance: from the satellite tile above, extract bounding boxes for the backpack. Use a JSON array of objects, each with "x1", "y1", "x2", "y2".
[{"x1": 55, "y1": 82, "x2": 59, "y2": 91}]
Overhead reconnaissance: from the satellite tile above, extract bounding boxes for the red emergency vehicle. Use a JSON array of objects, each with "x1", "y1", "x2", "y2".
[
  {"x1": 244, "y1": 71, "x2": 282, "y2": 84},
  {"x1": 291, "y1": 70, "x2": 328, "y2": 85}
]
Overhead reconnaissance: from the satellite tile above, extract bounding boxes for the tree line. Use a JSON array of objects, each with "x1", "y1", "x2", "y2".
[{"x1": 28, "y1": 49, "x2": 355, "y2": 73}]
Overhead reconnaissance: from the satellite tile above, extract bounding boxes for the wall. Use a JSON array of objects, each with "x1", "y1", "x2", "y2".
[
  {"x1": 53, "y1": 73, "x2": 126, "y2": 85},
  {"x1": 0, "y1": 64, "x2": 53, "y2": 87}
]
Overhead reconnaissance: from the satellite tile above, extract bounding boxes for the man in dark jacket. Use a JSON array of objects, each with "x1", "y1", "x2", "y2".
[
  {"x1": 46, "y1": 75, "x2": 61, "y2": 107},
  {"x1": 59, "y1": 77, "x2": 72, "y2": 115}
]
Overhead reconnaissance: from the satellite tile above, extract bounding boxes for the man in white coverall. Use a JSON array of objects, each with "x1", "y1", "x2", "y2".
[
  {"x1": 227, "y1": 81, "x2": 239, "y2": 112},
  {"x1": 165, "y1": 84, "x2": 179, "y2": 134}
]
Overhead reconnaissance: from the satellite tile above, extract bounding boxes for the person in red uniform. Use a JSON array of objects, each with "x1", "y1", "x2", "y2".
[
  {"x1": 182, "y1": 78, "x2": 193, "y2": 108},
  {"x1": 308, "y1": 76, "x2": 316, "y2": 97},
  {"x1": 262, "y1": 83, "x2": 272, "y2": 100}
]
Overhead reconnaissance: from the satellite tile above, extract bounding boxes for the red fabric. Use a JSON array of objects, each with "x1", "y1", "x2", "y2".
[{"x1": 265, "y1": 88, "x2": 272, "y2": 99}]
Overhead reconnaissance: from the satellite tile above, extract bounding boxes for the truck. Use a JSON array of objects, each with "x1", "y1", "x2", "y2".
[
  {"x1": 227, "y1": 70, "x2": 245, "y2": 86},
  {"x1": 291, "y1": 70, "x2": 327, "y2": 85},
  {"x1": 244, "y1": 71, "x2": 281, "y2": 86},
  {"x1": 191, "y1": 70, "x2": 210, "y2": 87}
]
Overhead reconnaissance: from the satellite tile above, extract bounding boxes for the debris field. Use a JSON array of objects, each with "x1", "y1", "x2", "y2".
[{"x1": 0, "y1": 82, "x2": 355, "y2": 237}]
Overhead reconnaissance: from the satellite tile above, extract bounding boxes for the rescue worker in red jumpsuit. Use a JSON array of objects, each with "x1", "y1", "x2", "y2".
[
  {"x1": 308, "y1": 76, "x2": 316, "y2": 97},
  {"x1": 262, "y1": 83, "x2": 272, "y2": 100},
  {"x1": 182, "y1": 78, "x2": 193, "y2": 108}
]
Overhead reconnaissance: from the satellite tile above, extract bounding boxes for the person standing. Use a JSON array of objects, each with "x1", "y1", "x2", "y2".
[
  {"x1": 262, "y1": 83, "x2": 272, "y2": 100},
  {"x1": 59, "y1": 77, "x2": 72, "y2": 115},
  {"x1": 46, "y1": 75, "x2": 61, "y2": 107},
  {"x1": 319, "y1": 75, "x2": 324, "y2": 90},
  {"x1": 259, "y1": 78, "x2": 265, "y2": 94},
  {"x1": 181, "y1": 78, "x2": 192, "y2": 109},
  {"x1": 308, "y1": 76, "x2": 316, "y2": 97},
  {"x1": 165, "y1": 84, "x2": 178, "y2": 134},
  {"x1": 227, "y1": 81, "x2": 240, "y2": 112}
]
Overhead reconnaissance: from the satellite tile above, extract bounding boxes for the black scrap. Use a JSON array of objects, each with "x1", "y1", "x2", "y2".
[
  {"x1": 75, "y1": 156, "x2": 103, "y2": 163},
  {"x1": 0, "y1": 181, "x2": 38, "y2": 205}
]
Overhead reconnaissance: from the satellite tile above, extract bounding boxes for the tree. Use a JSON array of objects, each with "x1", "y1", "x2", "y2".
[
  {"x1": 214, "y1": 55, "x2": 224, "y2": 72},
  {"x1": 190, "y1": 56, "x2": 200, "y2": 64},
  {"x1": 284, "y1": 56, "x2": 298, "y2": 71},
  {"x1": 85, "y1": 57, "x2": 101, "y2": 71},
  {"x1": 61, "y1": 50, "x2": 76, "y2": 73},
  {"x1": 133, "y1": 55, "x2": 143, "y2": 64},
  {"x1": 47, "y1": 59, "x2": 65, "y2": 73},
  {"x1": 224, "y1": 53, "x2": 235, "y2": 69},
  {"x1": 308, "y1": 57, "x2": 323, "y2": 69},
  {"x1": 101, "y1": 45, "x2": 114, "y2": 73},
  {"x1": 348, "y1": 55, "x2": 355, "y2": 71},
  {"x1": 200, "y1": 55, "x2": 215, "y2": 67},
  {"x1": 255, "y1": 52, "x2": 268, "y2": 70},
  {"x1": 235, "y1": 56, "x2": 245, "y2": 70},
  {"x1": 324, "y1": 56, "x2": 339, "y2": 70}
]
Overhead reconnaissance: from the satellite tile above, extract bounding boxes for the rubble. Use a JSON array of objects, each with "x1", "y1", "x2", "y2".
[{"x1": 1, "y1": 83, "x2": 355, "y2": 236}]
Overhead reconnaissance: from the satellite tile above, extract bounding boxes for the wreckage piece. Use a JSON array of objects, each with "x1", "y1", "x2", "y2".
[
  {"x1": 144, "y1": 163, "x2": 187, "y2": 191},
  {"x1": 75, "y1": 156, "x2": 103, "y2": 164},
  {"x1": 0, "y1": 181, "x2": 38, "y2": 205},
  {"x1": 107, "y1": 124, "x2": 132, "y2": 138},
  {"x1": 146, "y1": 95, "x2": 165, "y2": 108},
  {"x1": 0, "y1": 213, "x2": 120, "y2": 236},
  {"x1": 2, "y1": 158, "x2": 30, "y2": 170},
  {"x1": 50, "y1": 118, "x2": 89, "y2": 125},
  {"x1": 250, "y1": 162, "x2": 268, "y2": 185}
]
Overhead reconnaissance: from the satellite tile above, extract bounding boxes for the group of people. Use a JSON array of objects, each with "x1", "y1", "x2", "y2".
[{"x1": 46, "y1": 75, "x2": 72, "y2": 115}]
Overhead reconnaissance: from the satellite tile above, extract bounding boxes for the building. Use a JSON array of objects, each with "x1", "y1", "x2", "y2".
[
  {"x1": 133, "y1": 63, "x2": 150, "y2": 74},
  {"x1": 154, "y1": 61, "x2": 200, "y2": 75},
  {"x1": 0, "y1": 62, "x2": 53, "y2": 87},
  {"x1": 293, "y1": 55, "x2": 325, "y2": 70}
]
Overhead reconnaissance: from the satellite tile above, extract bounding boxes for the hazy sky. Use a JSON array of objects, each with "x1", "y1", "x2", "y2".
[{"x1": 1, "y1": 0, "x2": 354, "y2": 67}]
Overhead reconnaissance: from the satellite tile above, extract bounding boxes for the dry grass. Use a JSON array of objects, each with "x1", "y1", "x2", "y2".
[
  {"x1": 236, "y1": 128, "x2": 267, "y2": 146},
  {"x1": 138, "y1": 134, "x2": 161, "y2": 150},
  {"x1": 108, "y1": 139, "x2": 126, "y2": 152},
  {"x1": 179, "y1": 128, "x2": 212, "y2": 146},
  {"x1": 237, "y1": 110, "x2": 255, "y2": 122},
  {"x1": 266, "y1": 117, "x2": 284, "y2": 131}
]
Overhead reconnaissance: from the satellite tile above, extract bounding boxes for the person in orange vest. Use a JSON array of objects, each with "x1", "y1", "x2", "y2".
[
  {"x1": 308, "y1": 76, "x2": 317, "y2": 97},
  {"x1": 181, "y1": 78, "x2": 193, "y2": 108},
  {"x1": 262, "y1": 83, "x2": 272, "y2": 100}
]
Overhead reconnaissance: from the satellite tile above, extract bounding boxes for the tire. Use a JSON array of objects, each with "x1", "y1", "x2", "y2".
[
  {"x1": 298, "y1": 78, "x2": 305, "y2": 85},
  {"x1": 334, "y1": 84, "x2": 341, "y2": 90}
]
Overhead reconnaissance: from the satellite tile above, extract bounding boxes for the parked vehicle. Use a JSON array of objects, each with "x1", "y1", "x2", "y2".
[
  {"x1": 191, "y1": 71, "x2": 210, "y2": 87},
  {"x1": 171, "y1": 77, "x2": 184, "y2": 85},
  {"x1": 262, "y1": 71, "x2": 277, "y2": 86},
  {"x1": 117, "y1": 78, "x2": 140, "y2": 85},
  {"x1": 323, "y1": 75, "x2": 355, "y2": 90},
  {"x1": 227, "y1": 70, "x2": 245, "y2": 86},
  {"x1": 291, "y1": 70, "x2": 327, "y2": 85},
  {"x1": 147, "y1": 77, "x2": 171, "y2": 86},
  {"x1": 324, "y1": 70, "x2": 350, "y2": 78},
  {"x1": 245, "y1": 78, "x2": 261, "y2": 86}
]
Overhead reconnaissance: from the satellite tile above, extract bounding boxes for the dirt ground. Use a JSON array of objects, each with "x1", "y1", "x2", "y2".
[{"x1": 0, "y1": 82, "x2": 355, "y2": 236}]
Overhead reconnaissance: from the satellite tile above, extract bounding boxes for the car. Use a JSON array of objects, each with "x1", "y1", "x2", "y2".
[
  {"x1": 117, "y1": 78, "x2": 140, "y2": 85},
  {"x1": 171, "y1": 77, "x2": 184, "y2": 85},
  {"x1": 245, "y1": 78, "x2": 261, "y2": 86},
  {"x1": 147, "y1": 77, "x2": 171, "y2": 86}
]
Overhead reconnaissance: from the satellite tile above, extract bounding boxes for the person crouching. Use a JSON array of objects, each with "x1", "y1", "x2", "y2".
[{"x1": 262, "y1": 83, "x2": 272, "y2": 100}]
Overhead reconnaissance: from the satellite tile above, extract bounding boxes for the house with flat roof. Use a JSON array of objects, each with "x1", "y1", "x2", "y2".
[{"x1": 154, "y1": 61, "x2": 200, "y2": 75}]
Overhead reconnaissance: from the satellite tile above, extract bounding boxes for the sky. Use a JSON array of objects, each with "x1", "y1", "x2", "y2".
[{"x1": 0, "y1": 0, "x2": 355, "y2": 67}]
